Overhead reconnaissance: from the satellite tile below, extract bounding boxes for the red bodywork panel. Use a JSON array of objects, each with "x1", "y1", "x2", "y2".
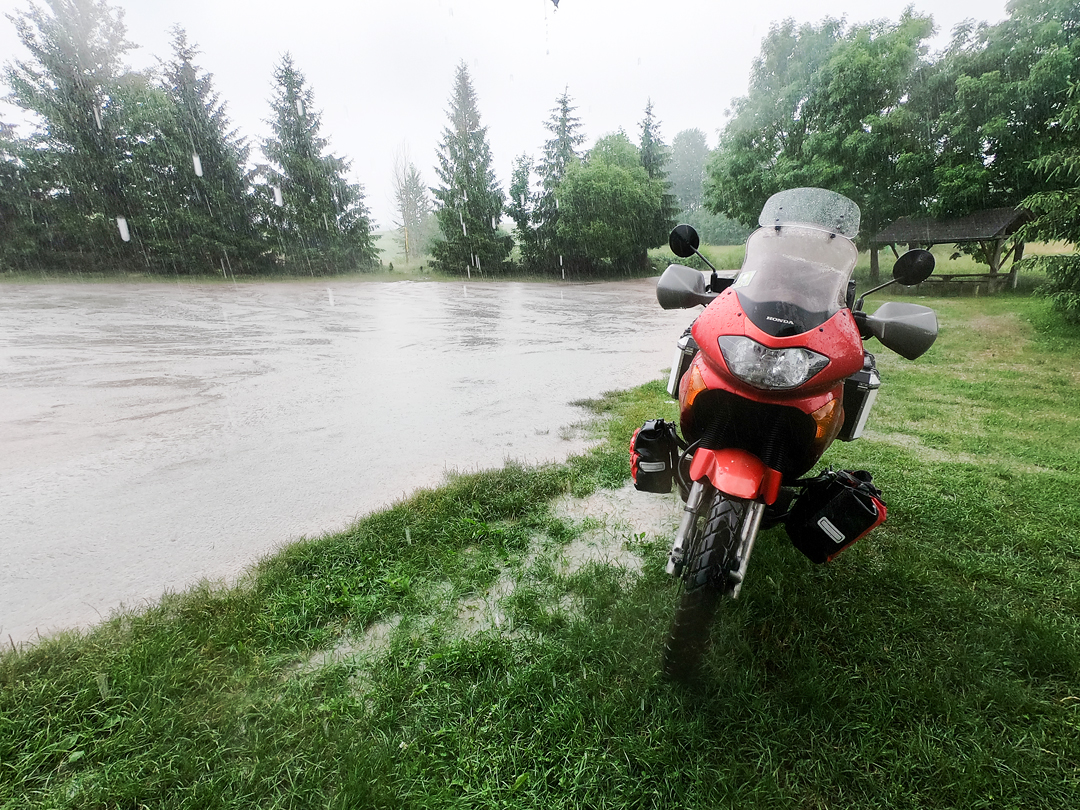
[
  {"x1": 679, "y1": 289, "x2": 866, "y2": 500},
  {"x1": 689, "y1": 448, "x2": 784, "y2": 505},
  {"x1": 689, "y1": 288, "x2": 865, "y2": 408}
]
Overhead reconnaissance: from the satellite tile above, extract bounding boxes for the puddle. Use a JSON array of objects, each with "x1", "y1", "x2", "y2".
[
  {"x1": 292, "y1": 483, "x2": 683, "y2": 676},
  {"x1": 554, "y1": 483, "x2": 682, "y2": 575},
  {"x1": 290, "y1": 614, "x2": 402, "y2": 675}
]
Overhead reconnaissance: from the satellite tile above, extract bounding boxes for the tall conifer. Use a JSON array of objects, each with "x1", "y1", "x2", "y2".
[
  {"x1": 158, "y1": 27, "x2": 259, "y2": 271},
  {"x1": 638, "y1": 100, "x2": 678, "y2": 258},
  {"x1": 259, "y1": 54, "x2": 377, "y2": 274},
  {"x1": 431, "y1": 61, "x2": 508, "y2": 275},
  {"x1": 5, "y1": 0, "x2": 138, "y2": 263},
  {"x1": 391, "y1": 147, "x2": 434, "y2": 265},
  {"x1": 534, "y1": 89, "x2": 584, "y2": 272}
]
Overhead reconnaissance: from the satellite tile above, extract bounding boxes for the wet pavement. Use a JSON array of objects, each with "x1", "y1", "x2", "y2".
[{"x1": 0, "y1": 278, "x2": 691, "y2": 643}]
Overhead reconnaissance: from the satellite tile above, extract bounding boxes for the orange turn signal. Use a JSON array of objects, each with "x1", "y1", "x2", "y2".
[
  {"x1": 682, "y1": 365, "x2": 708, "y2": 410},
  {"x1": 810, "y1": 398, "x2": 844, "y2": 454}
]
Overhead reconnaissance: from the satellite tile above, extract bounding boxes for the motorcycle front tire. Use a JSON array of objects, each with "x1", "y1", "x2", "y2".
[{"x1": 662, "y1": 493, "x2": 746, "y2": 681}]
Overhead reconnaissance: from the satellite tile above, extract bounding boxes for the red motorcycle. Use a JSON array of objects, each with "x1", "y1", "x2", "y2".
[{"x1": 631, "y1": 187, "x2": 938, "y2": 679}]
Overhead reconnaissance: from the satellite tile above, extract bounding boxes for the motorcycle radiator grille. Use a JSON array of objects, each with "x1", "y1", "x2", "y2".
[{"x1": 685, "y1": 389, "x2": 818, "y2": 481}]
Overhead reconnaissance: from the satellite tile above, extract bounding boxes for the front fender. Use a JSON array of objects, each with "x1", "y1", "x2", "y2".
[{"x1": 689, "y1": 448, "x2": 783, "y2": 505}]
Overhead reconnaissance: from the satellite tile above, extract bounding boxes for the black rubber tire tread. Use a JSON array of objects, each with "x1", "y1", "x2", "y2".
[{"x1": 662, "y1": 495, "x2": 745, "y2": 681}]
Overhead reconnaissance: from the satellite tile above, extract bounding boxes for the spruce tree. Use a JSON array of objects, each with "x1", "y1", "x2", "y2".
[
  {"x1": 391, "y1": 148, "x2": 434, "y2": 265},
  {"x1": 158, "y1": 26, "x2": 260, "y2": 272},
  {"x1": 431, "y1": 61, "x2": 509, "y2": 276},
  {"x1": 540, "y1": 90, "x2": 585, "y2": 185},
  {"x1": 0, "y1": 121, "x2": 37, "y2": 270},
  {"x1": 638, "y1": 100, "x2": 678, "y2": 260},
  {"x1": 259, "y1": 54, "x2": 377, "y2": 274},
  {"x1": 5, "y1": 0, "x2": 139, "y2": 266},
  {"x1": 535, "y1": 88, "x2": 585, "y2": 272}
]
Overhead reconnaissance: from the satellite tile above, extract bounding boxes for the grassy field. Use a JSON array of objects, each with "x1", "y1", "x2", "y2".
[{"x1": 2, "y1": 289, "x2": 1079, "y2": 808}]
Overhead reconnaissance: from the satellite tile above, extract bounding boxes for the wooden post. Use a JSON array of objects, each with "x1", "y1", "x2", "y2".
[
  {"x1": 1010, "y1": 242, "x2": 1025, "y2": 289},
  {"x1": 988, "y1": 239, "x2": 1004, "y2": 276}
]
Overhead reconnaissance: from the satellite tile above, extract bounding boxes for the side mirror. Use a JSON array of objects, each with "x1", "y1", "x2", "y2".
[
  {"x1": 862, "y1": 302, "x2": 938, "y2": 360},
  {"x1": 893, "y1": 249, "x2": 935, "y2": 286},
  {"x1": 669, "y1": 224, "x2": 700, "y2": 259},
  {"x1": 856, "y1": 248, "x2": 937, "y2": 311},
  {"x1": 656, "y1": 263, "x2": 717, "y2": 309}
]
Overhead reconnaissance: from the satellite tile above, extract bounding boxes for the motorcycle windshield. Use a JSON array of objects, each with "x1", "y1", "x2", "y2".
[
  {"x1": 734, "y1": 225, "x2": 858, "y2": 337},
  {"x1": 758, "y1": 187, "x2": 860, "y2": 237}
]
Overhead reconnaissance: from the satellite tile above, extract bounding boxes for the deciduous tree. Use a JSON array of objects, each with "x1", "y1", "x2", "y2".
[
  {"x1": 705, "y1": 12, "x2": 935, "y2": 246},
  {"x1": 555, "y1": 132, "x2": 669, "y2": 274},
  {"x1": 669, "y1": 128, "x2": 710, "y2": 214},
  {"x1": 506, "y1": 153, "x2": 540, "y2": 267},
  {"x1": 929, "y1": 0, "x2": 1080, "y2": 218},
  {"x1": 1019, "y1": 83, "x2": 1080, "y2": 321}
]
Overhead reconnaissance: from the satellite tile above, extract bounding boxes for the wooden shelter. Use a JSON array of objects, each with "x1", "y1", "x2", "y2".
[{"x1": 870, "y1": 207, "x2": 1031, "y2": 289}]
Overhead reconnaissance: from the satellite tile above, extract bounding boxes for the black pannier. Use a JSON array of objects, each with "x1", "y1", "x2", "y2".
[
  {"x1": 784, "y1": 469, "x2": 886, "y2": 563},
  {"x1": 629, "y1": 420, "x2": 680, "y2": 494}
]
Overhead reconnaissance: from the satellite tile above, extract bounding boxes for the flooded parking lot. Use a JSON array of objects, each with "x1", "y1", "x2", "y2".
[{"x1": 1, "y1": 278, "x2": 689, "y2": 643}]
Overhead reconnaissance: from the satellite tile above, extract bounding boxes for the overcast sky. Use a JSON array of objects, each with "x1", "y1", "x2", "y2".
[{"x1": 1, "y1": 0, "x2": 1008, "y2": 227}]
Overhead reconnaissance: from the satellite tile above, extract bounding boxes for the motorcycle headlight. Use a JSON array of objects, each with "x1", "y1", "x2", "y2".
[{"x1": 717, "y1": 336, "x2": 829, "y2": 390}]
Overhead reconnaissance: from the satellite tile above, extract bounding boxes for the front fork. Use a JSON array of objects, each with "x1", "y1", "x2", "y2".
[
  {"x1": 666, "y1": 480, "x2": 767, "y2": 599},
  {"x1": 665, "y1": 480, "x2": 708, "y2": 576},
  {"x1": 726, "y1": 499, "x2": 766, "y2": 599}
]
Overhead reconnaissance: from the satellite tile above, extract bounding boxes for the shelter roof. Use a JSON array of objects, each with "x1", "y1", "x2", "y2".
[{"x1": 872, "y1": 207, "x2": 1030, "y2": 245}]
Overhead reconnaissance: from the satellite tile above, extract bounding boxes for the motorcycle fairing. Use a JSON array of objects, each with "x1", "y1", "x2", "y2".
[
  {"x1": 690, "y1": 288, "x2": 865, "y2": 399},
  {"x1": 678, "y1": 290, "x2": 865, "y2": 483},
  {"x1": 688, "y1": 448, "x2": 783, "y2": 505}
]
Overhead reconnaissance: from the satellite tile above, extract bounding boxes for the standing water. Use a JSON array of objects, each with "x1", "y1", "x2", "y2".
[{"x1": 1, "y1": 279, "x2": 690, "y2": 643}]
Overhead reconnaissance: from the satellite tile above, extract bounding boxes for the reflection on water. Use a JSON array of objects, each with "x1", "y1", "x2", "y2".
[{"x1": 0, "y1": 279, "x2": 689, "y2": 643}]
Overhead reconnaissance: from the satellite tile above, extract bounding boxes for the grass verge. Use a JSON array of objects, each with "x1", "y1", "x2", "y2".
[{"x1": 2, "y1": 294, "x2": 1079, "y2": 808}]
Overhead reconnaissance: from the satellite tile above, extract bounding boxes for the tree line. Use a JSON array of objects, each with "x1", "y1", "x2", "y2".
[
  {"x1": 0, "y1": 0, "x2": 378, "y2": 276},
  {"x1": 703, "y1": 0, "x2": 1080, "y2": 318},
  {"x1": 365, "y1": 0, "x2": 1080, "y2": 292},
  {"x1": 417, "y1": 68, "x2": 748, "y2": 278},
  {"x1": 0, "y1": 0, "x2": 692, "y2": 279},
  {"x1": 2, "y1": 0, "x2": 1077, "y2": 303},
  {"x1": 432, "y1": 66, "x2": 698, "y2": 278}
]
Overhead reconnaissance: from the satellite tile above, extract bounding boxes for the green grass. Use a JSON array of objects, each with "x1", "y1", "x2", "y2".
[
  {"x1": 650, "y1": 242, "x2": 746, "y2": 272},
  {"x1": 374, "y1": 230, "x2": 437, "y2": 276},
  {"x1": 3, "y1": 293, "x2": 1079, "y2": 808}
]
